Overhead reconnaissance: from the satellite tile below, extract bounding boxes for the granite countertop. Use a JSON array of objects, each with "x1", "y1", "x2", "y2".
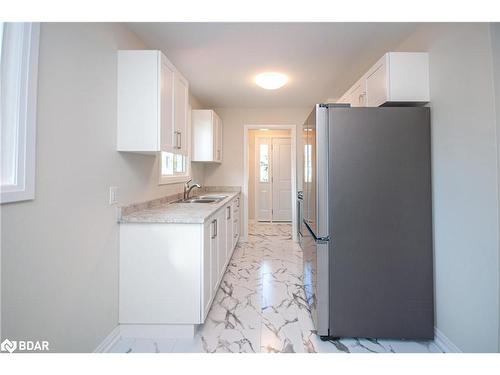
[{"x1": 119, "y1": 191, "x2": 240, "y2": 224}]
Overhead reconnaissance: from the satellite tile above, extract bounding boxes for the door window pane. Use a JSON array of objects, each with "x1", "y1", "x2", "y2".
[{"x1": 259, "y1": 144, "x2": 269, "y2": 182}]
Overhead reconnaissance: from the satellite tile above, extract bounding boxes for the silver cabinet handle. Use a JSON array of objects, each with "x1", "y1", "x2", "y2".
[
  {"x1": 211, "y1": 219, "x2": 216, "y2": 239},
  {"x1": 215, "y1": 219, "x2": 218, "y2": 238},
  {"x1": 178, "y1": 131, "x2": 182, "y2": 150},
  {"x1": 227, "y1": 206, "x2": 231, "y2": 220}
]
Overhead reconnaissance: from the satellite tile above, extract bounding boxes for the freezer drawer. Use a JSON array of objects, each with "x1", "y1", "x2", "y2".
[{"x1": 302, "y1": 223, "x2": 329, "y2": 337}]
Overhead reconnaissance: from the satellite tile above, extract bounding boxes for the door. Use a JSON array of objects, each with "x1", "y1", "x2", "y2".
[
  {"x1": 209, "y1": 218, "x2": 218, "y2": 296},
  {"x1": 216, "y1": 209, "x2": 227, "y2": 281},
  {"x1": 328, "y1": 107, "x2": 433, "y2": 339},
  {"x1": 256, "y1": 137, "x2": 272, "y2": 221},
  {"x1": 212, "y1": 111, "x2": 222, "y2": 162},
  {"x1": 366, "y1": 59, "x2": 387, "y2": 107},
  {"x1": 160, "y1": 53, "x2": 175, "y2": 152},
  {"x1": 225, "y1": 204, "x2": 233, "y2": 262},
  {"x1": 303, "y1": 109, "x2": 317, "y2": 233},
  {"x1": 271, "y1": 137, "x2": 292, "y2": 221},
  {"x1": 173, "y1": 72, "x2": 188, "y2": 155},
  {"x1": 349, "y1": 81, "x2": 366, "y2": 107},
  {"x1": 303, "y1": 105, "x2": 329, "y2": 238},
  {"x1": 203, "y1": 219, "x2": 213, "y2": 320},
  {"x1": 233, "y1": 197, "x2": 240, "y2": 248}
]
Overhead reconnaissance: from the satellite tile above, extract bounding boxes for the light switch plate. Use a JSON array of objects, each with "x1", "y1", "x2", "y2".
[{"x1": 109, "y1": 186, "x2": 118, "y2": 205}]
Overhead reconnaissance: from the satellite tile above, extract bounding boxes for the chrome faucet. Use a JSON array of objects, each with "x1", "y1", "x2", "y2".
[{"x1": 184, "y1": 179, "x2": 202, "y2": 200}]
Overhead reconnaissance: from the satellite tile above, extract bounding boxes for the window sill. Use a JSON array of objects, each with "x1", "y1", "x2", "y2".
[{"x1": 158, "y1": 175, "x2": 192, "y2": 185}]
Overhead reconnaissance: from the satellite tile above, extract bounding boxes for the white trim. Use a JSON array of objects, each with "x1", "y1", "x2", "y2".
[
  {"x1": 243, "y1": 124, "x2": 297, "y2": 243},
  {"x1": 158, "y1": 174, "x2": 191, "y2": 185},
  {"x1": 94, "y1": 323, "x2": 199, "y2": 352},
  {"x1": 120, "y1": 324, "x2": 197, "y2": 339},
  {"x1": 434, "y1": 327, "x2": 462, "y2": 353},
  {"x1": 0, "y1": 22, "x2": 40, "y2": 204},
  {"x1": 93, "y1": 325, "x2": 122, "y2": 353}
]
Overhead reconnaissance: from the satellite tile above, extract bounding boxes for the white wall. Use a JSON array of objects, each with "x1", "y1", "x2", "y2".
[
  {"x1": 204, "y1": 107, "x2": 311, "y2": 224},
  {"x1": 0, "y1": 23, "x2": 203, "y2": 352},
  {"x1": 397, "y1": 23, "x2": 499, "y2": 352},
  {"x1": 248, "y1": 129, "x2": 291, "y2": 220}
]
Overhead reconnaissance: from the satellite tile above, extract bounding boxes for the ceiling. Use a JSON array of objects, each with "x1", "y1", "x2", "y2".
[{"x1": 126, "y1": 23, "x2": 420, "y2": 108}]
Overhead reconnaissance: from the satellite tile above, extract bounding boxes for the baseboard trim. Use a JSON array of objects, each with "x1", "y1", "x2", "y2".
[
  {"x1": 94, "y1": 325, "x2": 121, "y2": 353},
  {"x1": 119, "y1": 324, "x2": 198, "y2": 339},
  {"x1": 434, "y1": 327, "x2": 462, "y2": 353}
]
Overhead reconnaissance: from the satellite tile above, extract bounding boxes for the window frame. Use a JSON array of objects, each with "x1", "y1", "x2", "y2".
[
  {"x1": 0, "y1": 22, "x2": 40, "y2": 204},
  {"x1": 158, "y1": 151, "x2": 191, "y2": 185}
]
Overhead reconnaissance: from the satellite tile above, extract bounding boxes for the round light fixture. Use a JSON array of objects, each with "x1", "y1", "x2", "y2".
[{"x1": 255, "y1": 72, "x2": 288, "y2": 90}]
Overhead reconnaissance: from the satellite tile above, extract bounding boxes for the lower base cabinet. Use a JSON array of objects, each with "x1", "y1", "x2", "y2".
[{"x1": 119, "y1": 194, "x2": 240, "y2": 326}]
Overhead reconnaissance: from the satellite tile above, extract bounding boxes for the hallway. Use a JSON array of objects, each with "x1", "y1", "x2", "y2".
[{"x1": 109, "y1": 223, "x2": 442, "y2": 353}]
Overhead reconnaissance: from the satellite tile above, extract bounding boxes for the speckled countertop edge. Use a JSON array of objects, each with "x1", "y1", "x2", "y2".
[{"x1": 118, "y1": 188, "x2": 240, "y2": 224}]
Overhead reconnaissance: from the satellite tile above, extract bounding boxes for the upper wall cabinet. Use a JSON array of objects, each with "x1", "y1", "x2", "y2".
[
  {"x1": 339, "y1": 52, "x2": 429, "y2": 107},
  {"x1": 191, "y1": 109, "x2": 223, "y2": 163},
  {"x1": 117, "y1": 50, "x2": 189, "y2": 155}
]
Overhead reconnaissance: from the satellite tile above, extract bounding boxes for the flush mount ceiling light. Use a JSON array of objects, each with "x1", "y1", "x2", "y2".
[{"x1": 255, "y1": 72, "x2": 288, "y2": 90}]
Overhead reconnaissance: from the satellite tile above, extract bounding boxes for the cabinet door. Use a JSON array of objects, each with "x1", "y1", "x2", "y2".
[
  {"x1": 233, "y1": 197, "x2": 240, "y2": 248},
  {"x1": 174, "y1": 72, "x2": 189, "y2": 155},
  {"x1": 349, "y1": 82, "x2": 366, "y2": 107},
  {"x1": 225, "y1": 204, "x2": 233, "y2": 261},
  {"x1": 216, "y1": 209, "x2": 227, "y2": 281},
  {"x1": 202, "y1": 220, "x2": 213, "y2": 320},
  {"x1": 366, "y1": 59, "x2": 387, "y2": 107},
  {"x1": 214, "y1": 113, "x2": 223, "y2": 162},
  {"x1": 209, "y1": 218, "x2": 218, "y2": 296},
  {"x1": 160, "y1": 54, "x2": 175, "y2": 152}
]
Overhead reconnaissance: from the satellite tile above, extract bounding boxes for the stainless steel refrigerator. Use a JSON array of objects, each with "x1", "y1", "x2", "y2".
[{"x1": 302, "y1": 104, "x2": 434, "y2": 340}]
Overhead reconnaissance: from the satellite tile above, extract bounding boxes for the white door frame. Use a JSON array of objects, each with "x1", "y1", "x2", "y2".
[
  {"x1": 242, "y1": 124, "x2": 297, "y2": 242},
  {"x1": 254, "y1": 135, "x2": 292, "y2": 223}
]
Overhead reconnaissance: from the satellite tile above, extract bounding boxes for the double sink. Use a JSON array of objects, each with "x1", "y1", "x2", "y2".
[{"x1": 179, "y1": 195, "x2": 228, "y2": 204}]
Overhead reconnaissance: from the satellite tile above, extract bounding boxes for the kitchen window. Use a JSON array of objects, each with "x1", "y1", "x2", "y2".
[
  {"x1": 0, "y1": 23, "x2": 40, "y2": 203},
  {"x1": 159, "y1": 151, "x2": 190, "y2": 184}
]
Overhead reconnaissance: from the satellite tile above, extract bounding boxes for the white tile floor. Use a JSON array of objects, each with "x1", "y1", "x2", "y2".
[{"x1": 109, "y1": 223, "x2": 443, "y2": 353}]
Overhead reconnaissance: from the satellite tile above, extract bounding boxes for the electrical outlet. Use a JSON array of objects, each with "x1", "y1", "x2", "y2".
[{"x1": 109, "y1": 186, "x2": 118, "y2": 205}]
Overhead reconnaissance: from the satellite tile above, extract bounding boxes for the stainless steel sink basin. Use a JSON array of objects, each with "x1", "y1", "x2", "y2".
[
  {"x1": 199, "y1": 195, "x2": 228, "y2": 200},
  {"x1": 182, "y1": 198, "x2": 218, "y2": 203}
]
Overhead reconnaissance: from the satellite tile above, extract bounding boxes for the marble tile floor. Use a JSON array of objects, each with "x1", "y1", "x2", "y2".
[{"x1": 108, "y1": 223, "x2": 442, "y2": 353}]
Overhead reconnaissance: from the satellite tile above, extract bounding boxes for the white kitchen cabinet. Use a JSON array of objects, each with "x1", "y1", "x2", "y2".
[
  {"x1": 119, "y1": 194, "x2": 240, "y2": 329},
  {"x1": 203, "y1": 218, "x2": 213, "y2": 319},
  {"x1": 339, "y1": 52, "x2": 429, "y2": 107},
  {"x1": 232, "y1": 196, "x2": 240, "y2": 248},
  {"x1": 117, "y1": 50, "x2": 189, "y2": 155},
  {"x1": 215, "y1": 207, "x2": 227, "y2": 281},
  {"x1": 215, "y1": 114, "x2": 223, "y2": 162},
  {"x1": 225, "y1": 204, "x2": 234, "y2": 264},
  {"x1": 191, "y1": 109, "x2": 223, "y2": 163},
  {"x1": 173, "y1": 72, "x2": 189, "y2": 155},
  {"x1": 348, "y1": 79, "x2": 367, "y2": 107}
]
